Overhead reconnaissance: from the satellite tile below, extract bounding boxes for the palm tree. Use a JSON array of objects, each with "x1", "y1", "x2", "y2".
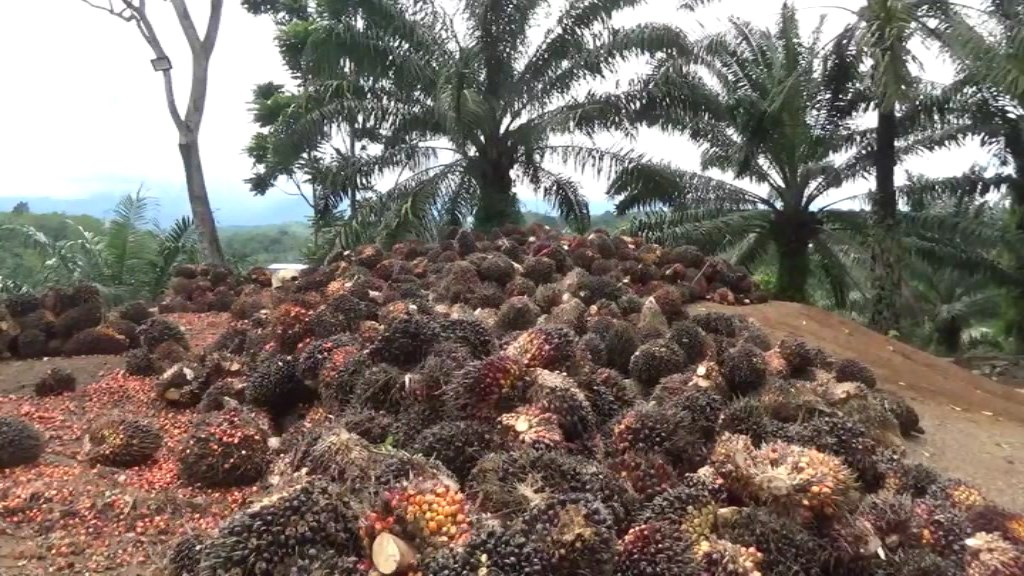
[
  {"x1": 609, "y1": 5, "x2": 872, "y2": 305},
  {"x1": 843, "y1": 0, "x2": 959, "y2": 334},
  {"x1": 268, "y1": 0, "x2": 691, "y2": 235},
  {"x1": 917, "y1": 1, "x2": 1024, "y2": 349}
]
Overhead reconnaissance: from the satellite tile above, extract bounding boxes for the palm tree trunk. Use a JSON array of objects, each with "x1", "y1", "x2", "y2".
[
  {"x1": 1003, "y1": 124, "x2": 1024, "y2": 352},
  {"x1": 178, "y1": 139, "x2": 226, "y2": 266},
  {"x1": 868, "y1": 108, "x2": 901, "y2": 335},
  {"x1": 774, "y1": 233, "x2": 811, "y2": 303},
  {"x1": 934, "y1": 318, "x2": 962, "y2": 357},
  {"x1": 473, "y1": 161, "x2": 522, "y2": 231}
]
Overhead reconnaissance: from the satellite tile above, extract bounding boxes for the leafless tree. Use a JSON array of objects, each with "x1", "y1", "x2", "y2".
[{"x1": 80, "y1": 0, "x2": 227, "y2": 265}]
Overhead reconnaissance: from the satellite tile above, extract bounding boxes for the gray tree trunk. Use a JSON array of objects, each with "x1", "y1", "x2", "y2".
[
  {"x1": 79, "y1": 0, "x2": 227, "y2": 265},
  {"x1": 178, "y1": 138, "x2": 225, "y2": 264}
]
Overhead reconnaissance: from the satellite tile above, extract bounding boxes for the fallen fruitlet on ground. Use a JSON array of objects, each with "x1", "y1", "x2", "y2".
[{"x1": 0, "y1": 226, "x2": 1020, "y2": 575}]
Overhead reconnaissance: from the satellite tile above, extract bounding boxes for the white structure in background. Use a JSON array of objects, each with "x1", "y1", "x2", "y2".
[{"x1": 268, "y1": 263, "x2": 309, "y2": 289}]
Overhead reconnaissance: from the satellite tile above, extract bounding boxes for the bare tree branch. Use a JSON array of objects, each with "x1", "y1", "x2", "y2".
[
  {"x1": 167, "y1": 0, "x2": 203, "y2": 55},
  {"x1": 79, "y1": 0, "x2": 133, "y2": 21},
  {"x1": 203, "y1": 0, "x2": 224, "y2": 53}
]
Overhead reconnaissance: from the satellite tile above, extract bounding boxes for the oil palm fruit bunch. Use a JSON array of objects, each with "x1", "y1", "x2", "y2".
[
  {"x1": 0, "y1": 415, "x2": 45, "y2": 469},
  {"x1": 503, "y1": 325, "x2": 576, "y2": 371},
  {"x1": 177, "y1": 408, "x2": 270, "y2": 488},
  {"x1": 519, "y1": 492, "x2": 617, "y2": 576},
  {"x1": 83, "y1": 417, "x2": 162, "y2": 468},
  {"x1": 360, "y1": 477, "x2": 472, "y2": 572},
  {"x1": 964, "y1": 532, "x2": 1024, "y2": 576},
  {"x1": 615, "y1": 521, "x2": 697, "y2": 576}
]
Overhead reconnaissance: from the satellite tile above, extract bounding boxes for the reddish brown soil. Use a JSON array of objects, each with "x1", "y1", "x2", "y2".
[
  {"x1": 702, "y1": 301, "x2": 1024, "y2": 511},
  {"x1": 0, "y1": 313, "x2": 237, "y2": 575}
]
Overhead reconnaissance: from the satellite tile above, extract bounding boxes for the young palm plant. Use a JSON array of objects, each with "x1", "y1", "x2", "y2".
[
  {"x1": 270, "y1": 0, "x2": 692, "y2": 235},
  {"x1": 610, "y1": 6, "x2": 872, "y2": 304},
  {"x1": 0, "y1": 191, "x2": 200, "y2": 303}
]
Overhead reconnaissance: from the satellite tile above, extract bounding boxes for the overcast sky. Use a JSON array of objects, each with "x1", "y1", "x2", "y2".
[{"x1": 0, "y1": 0, "x2": 986, "y2": 215}]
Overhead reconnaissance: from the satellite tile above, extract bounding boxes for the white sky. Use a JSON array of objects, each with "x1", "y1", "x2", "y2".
[{"x1": 0, "y1": 0, "x2": 988, "y2": 216}]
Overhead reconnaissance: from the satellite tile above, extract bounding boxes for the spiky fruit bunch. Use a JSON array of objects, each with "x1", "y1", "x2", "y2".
[
  {"x1": 628, "y1": 339, "x2": 687, "y2": 390},
  {"x1": 717, "y1": 506, "x2": 829, "y2": 576},
  {"x1": 834, "y1": 358, "x2": 877, "y2": 388},
  {"x1": 717, "y1": 398, "x2": 784, "y2": 446},
  {"x1": 498, "y1": 405, "x2": 566, "y2": 449},
  {"x1": 412, "y1": 421, "x2": 496, "y2": 483},
  {"x1": 420, "y1": 524, "x2": 554, "y2": 576},
  {"x1": 360, "y1": 478, "x2": 471, "y2": 560},
  {"x1": 63, "y1": 326, "x2": 130, "y2": 356},
  {"x1": 177, "y1": 408, "x2": 270, "y2": 487},
  {"x1": 669, "y1": 320, "x2": 709, "y2": 363},
  {"x1": 521, "y1": 493, "x2": 617, "y2": 576},
  {"x1": 295, "y1": 335, "x2": 358, "y2": 383},
  {"x1": 365, "y1": 315, "x2": 440, "y2": 368},
  {"x1": 138, "y1": 316, "x2": 189, "y2": 352},
  {"x1": 931, "y1": 479, "x2": 987, "y2": 511},
  {"x1": 198, "y1": 477, "x2": 361, "y2": 576},
  {"x1": 83, "y1": 417, "x2": 162, "y2": 468},
  {"x1": 879, "y1": 456, "x2": 942, "y2": 498},
  {"x1": 965, "y1": 532, "x2": 1024, "y2": 576},
  {"x1": 694, "y1": 537, "x2": 764, "y2": 576},
  {"x1": 711, "y1": 433, "x2": 858, "y2": 521},
  {"x1": 576, "y1": 366, "x2": 638, "y2": 426},
  {"x1": 121, "y1": 344, "x2": 159, "y2": 377},
  {"x1": 468, "y1": 449, "x2": 636, "y2": 531},
  {"x1": 721, "y1": 344, "x2": 768, "y2": 396},
  {"x1": 437, "y1": 317, "x2": 495, "y2": 359},
  {"x1": 776, "y1": 337, "x2": 816, "y2": 374},
  {"x1": 615, "y1": 521, "x2": 696, "y2": 576},
  {"x1": 3, "y1": 292, "x2": 40, "y2": 317},
  {"x1": 0, "y1": 416, "x2": 45, "y2": 469},
  {"x1": 612, "y1": 404, "x2": 708, "y2": 472},
  {"x1": 650, "y1": 385, "x2": 724, "y2": 441},
  {"x1": 12, "y1": 329, "x2": 47, "y2": 359},
  {"x1": 636, "y1": 484, "x2": 720, "y2": 542},
  {"x1": 34, "y1": 366, "x2": 76, "y2": 397},
  {"x1": 783, "y1": 415, "x2": 882, "y2": 491},
  {"x1": 602, "y1": 320, "x2": 640, "y2": 373},
  {"x1": 913, "y1": 498, "x2": 969, "y2": 558},
  {"x1": 967, "y1": 505, "x2": 1024, "y2": 545},
  {"x1": 608, "y1": 450, "x2": 678, "y2": 502},
  {"x1": 527, "y1": 369, "x2": 596, "y2": 441},
  {"x1": 54, "y1": 302, "x2": 103, "y2": 339},
  {"x1": 449, "y1": 353, "x2": 530, "y2": 416},
  {"x1": 503, "y1": 325, "x2": 576, "y2": 371},
  {"x1": 165, "y1": 533, "x2": 204, "y2": 576},
  {"x1": 522, "y1": 256, "x2": 557, "y2": 284},
  {"x1": 692, "y1": 312, "x2": 739, "y2": 337},
  {"x1": 876, "y1": 391, "x2": 925, "y2": 437},
  {"x1": 546, "y1": 297, "x2": 588, "y2": 333},
  {"x1": 495, "y1": 295, "x2": 541, "y2": 332},
  {"x1": 244, "y1": 354, "x2": 312, "y2": 416}
]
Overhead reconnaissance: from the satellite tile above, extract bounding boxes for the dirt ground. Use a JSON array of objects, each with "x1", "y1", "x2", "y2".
[
  {"x1": 703, "y1": 301, "x2": 1024, "y2": 511},
  {"x1": 0, "y1": 356, "x2": 125, "y2": 397}
]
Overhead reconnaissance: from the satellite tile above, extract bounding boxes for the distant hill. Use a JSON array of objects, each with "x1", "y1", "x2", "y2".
[
  {"x1": 0, "y1": 192, "x2": 616, "y2": 228},
  {"x1": 0, "y1": 190, "x2": 314, "y2": 228}
]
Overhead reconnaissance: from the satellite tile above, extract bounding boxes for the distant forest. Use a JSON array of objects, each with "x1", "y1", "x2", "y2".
[{"x1": 0, "y1": 204, "x2": 629, "y2": 283}]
